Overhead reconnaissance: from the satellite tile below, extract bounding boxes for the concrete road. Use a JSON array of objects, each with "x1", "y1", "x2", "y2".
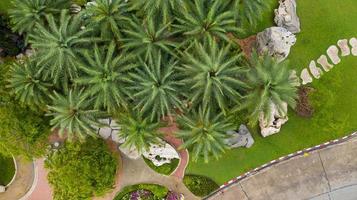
[{"x1": 208, "y1": 137, "x2": 357, "y2": 200}]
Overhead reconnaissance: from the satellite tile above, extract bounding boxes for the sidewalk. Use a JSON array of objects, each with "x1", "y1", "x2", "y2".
[{"x1": 208, "y1": 137, "x2": 357, "y2": 200}]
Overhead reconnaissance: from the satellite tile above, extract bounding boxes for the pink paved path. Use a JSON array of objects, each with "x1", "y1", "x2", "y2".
[
  {"x1": 27, "y1": 159, "x2": 52, "y2": 200},
  {"x1": 160, "y1": 122, "x2": 189, "y2": 179}
]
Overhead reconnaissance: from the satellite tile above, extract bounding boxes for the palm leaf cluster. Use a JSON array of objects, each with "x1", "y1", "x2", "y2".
[
  {"x1": 238, "y1": 53, "x2": 298, "y2": 126},
  {"x1": 9, "y1": 0, "x2": 71, "y2": 34},
  {"x1": 177, "y1": 108, "x2": 235, "y2": 162},
  {"x1": 6, "y1": 0, "x2": 296, "y2": 161}
]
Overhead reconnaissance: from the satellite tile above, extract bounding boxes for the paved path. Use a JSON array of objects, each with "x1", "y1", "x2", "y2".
[
  {"x1": 0, "y1": 157, "x2": 34, "y2": 200},
  {"x1": 26, "y1": 159, "x2": 52, "y2": 200},
  {"x1": 208, "y1": 137, "x2": 357, "y2": 200}
]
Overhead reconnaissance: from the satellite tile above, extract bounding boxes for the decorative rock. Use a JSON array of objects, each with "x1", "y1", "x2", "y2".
[
  {"x1": 98, "y1": 127, "x2": 112, "y2": 139},
  {"x1": 0, "y1": 185, "x2": 5, "y2": 193},
  {"x1": 256, "y1": 27, "x2": 296, "y2": 62},
  {"x1": 300, "y1": 68, "x2": 313, "y2": 85},
  {"x1": 111, "y1": 130, "x2": 126, "y2": 144},
  {"x1": 337, "y1": 39, "x2": 350, "y2": 56},
  {"x1": 317, "y1": 55, "x2": 334, "y2": 72},
  {"x1": 143, "y1": 140, "x2": 180, "y2": 167},
  {"x1": 119, "y1": 145, "x2": 141, "y2": 160},
  {"x1": 274, "y1": 0, "x2": 301, "y2": 33},
  {"x1": 327, "y1": 45, "x2": 341, "y2": 65},
  {"x1": 308, "y1": 61, "x2": 323, "y2": 79},
  {"x1": 259, "y1": 102, "x2": 289, "y2": 137},
  {"x1": 224, "y1": 125, "x2": 254, "y2": 148},
  {"x1": 350, "y1": 37, "x2": 357, "y2": 56}
]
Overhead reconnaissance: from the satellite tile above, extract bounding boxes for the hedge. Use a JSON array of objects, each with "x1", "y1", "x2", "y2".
[{"x1": 183, "y1": 174, "x2": 219, "y2": 197}]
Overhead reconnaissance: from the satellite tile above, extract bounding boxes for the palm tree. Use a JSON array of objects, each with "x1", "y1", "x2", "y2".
[
  {"x1": 116, "y1": 110, "x2": 161, "y2": 153},
  {"x1": 229, "y1": 0, "x2": 270, "y2": 28},
  {"x1": 8, "y1": 59, "x2": 52, "y2": 108},
  {"x1": 173, "y1": 0, "x2": 243, "y2": 43},
  {"x1": 237, "y1": 53, "x2": 298, "y2": 126},
  {"x1": 128, "y1": 0, "x2": 180, "y2": 24},
  {"x1": 9, "y1": 0, "x2": 71, "y2": 34},
  {"x1": 127, "y1": 53, "x2": 182, "y2": 122},
  {"x1": 47, "y1": 89, "x2": 104, "y2": 140},
  {"x1": 83, "y1": 0, "x2": 128, "y2": 41},
  {"x1": 177, "y1": 107, "x2": 234, "y2": 163},
  {"x1": 121, "y1": 15, "x2": 178, "y2": 61},
  {"x1": 29, "y1": 10, "x2": 96, "y2": 89},
  {"x1": 75, "y1": 41, "x2": 136, "y2": 113},
  {"x1": 178, "y1": 37, "x2": 247, "y2": 113}
]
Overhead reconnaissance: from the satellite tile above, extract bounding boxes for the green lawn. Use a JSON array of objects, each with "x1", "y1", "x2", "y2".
[
  {"x1": 0, "y1": 154, "x2": 15, "y2": 185},
  {"x1": 187, "y1": 0, "x2": 357, "y2": 184}
]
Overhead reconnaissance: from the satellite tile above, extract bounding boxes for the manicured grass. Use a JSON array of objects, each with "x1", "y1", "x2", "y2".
[
  {"x1": 187, "y1": 0, "x2": 357, "y2": 184},
  {"x1": 143, "y1": 157, "x2": 179, "y2": 176},
  {"x1": 0, "y1": 154, "x2": 15, "y2": 185}
]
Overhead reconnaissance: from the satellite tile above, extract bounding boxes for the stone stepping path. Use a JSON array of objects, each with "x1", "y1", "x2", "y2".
[{"x1": 300, "y1": 37, "x2": 357, "y2": 85}]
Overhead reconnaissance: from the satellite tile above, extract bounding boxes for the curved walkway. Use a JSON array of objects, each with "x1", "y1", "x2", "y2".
[
  {"x1": 0, "y1": 157, "x2": 34, "y2": 200},
  {"x1": 206, "y1": 133, "x2": 357, "y2": 200}
]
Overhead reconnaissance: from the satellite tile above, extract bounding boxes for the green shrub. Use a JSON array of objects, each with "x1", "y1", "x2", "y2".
[
  {"x1": 114, "y1": 184, "x2": 168, "y2": 200},
  {"x1": 183, "y1": 174, "x2": 219, "y2": 197},
  {"x1": 45, "y1": 138, "x2": 118, "y2": 200},
  {"x1": 0, "y1": 153, "x2": 15, "y2": 185},
  {"x1": 143, "y1": 157, "x2": 179, "y2": 175}
]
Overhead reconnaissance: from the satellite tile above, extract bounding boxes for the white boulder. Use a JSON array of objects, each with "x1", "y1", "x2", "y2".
[
  {"x1": 308, "y1": 60, "x2": 323, "y2": 79},
  {"x1": 259, "y1": 102, "x2": 289, "y2": 137},
  {"x1": 224, "y1": 125, "x2": 254, "y2": 148},
  {"x1": 0, "y1": 185, "x2": 5, "y2": 193},
  {"x1": 337, "y1": 39, "x2": 351, "y2": 56},
  {"x1": 300, "y1": 68, "x2": 313, "y2": 85},
  {"x1": 142, "y1": 140, "x2": 179, "y2": 167},
  {"x1": 256, "y1": 27, "x2": 296, "y2": 62},
  {"x1": 98, "y1": 127, "x2": 112, "y2": 139},
  {"x1": 350, "y1": 37, "x2": 357, "y2": 56},
  {"x1": 274, "y1": 0, "x2": 301, "y2": 33},
  {"x1": 317, "y1": 55, "x2": 334, "y2": 72},
  {"x1": 327, "y1": 45, "x2": 341, "y2": 65}
]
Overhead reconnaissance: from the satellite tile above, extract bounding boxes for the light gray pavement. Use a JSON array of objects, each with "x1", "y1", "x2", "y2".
[{"x1": 209, "y1": 137, "x2": 357, "y2": 200}]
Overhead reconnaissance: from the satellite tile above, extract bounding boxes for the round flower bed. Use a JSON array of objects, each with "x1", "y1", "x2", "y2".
[{"x1": 114, "y1": 184, "x2": 183, "y2": 200}]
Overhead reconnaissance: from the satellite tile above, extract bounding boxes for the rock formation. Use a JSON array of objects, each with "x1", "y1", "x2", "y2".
[
  {"x1": 274, "y1": 0, "x2": 301, "y2": 33},
  {"x1": 224, "y1": 125, "x2": 254, "y2": 148},
  {"x1": 259, "y1": 102, "x2": 289, "y2": 137},
  {"x1": 256, "y1": 27, "x2": 296, "y2": 62},
  {"x1": 142, "y1": 140, "x2": 180, "y2": 167}
]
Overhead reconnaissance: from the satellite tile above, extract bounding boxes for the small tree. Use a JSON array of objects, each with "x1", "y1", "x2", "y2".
[
  {"x1": 238, "y1": 53, "x2": 298, "y2": 126},
  {"x1": 8, "y1": 59, "x2": 52, "y2": 109},
  {"x1": 9, "y1": 0, "x2": 71, "y2": 34},
  {"x1": 116, "y1": 110, "x2": 162, "y2": 153},
  {"x1": 47, "y1": 89, "x2": 104, "y2": 140},
  {"x1": 177, "y1": 108, "x2": 234, "y2": 162},
  {"x1": 46, "y1": 138, "x2": 117, "y2": 200}
]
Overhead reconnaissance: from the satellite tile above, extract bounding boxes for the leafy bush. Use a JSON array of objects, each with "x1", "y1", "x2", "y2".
[
  {"x1": 45, "y1": 138, "x2": 118, "y2": 200},
  {"x1": 0, "y1": 153, "x2": 15, "y2": 185},
  {"x1": 183, "y1": 174, "x2": 219, "y2": 197},
  {"x1": 143, "y1": 156, "x2": 179, "y2": 175},
  {"x1": 114, "y1": 184, "x2": 168, "y2": 200}
]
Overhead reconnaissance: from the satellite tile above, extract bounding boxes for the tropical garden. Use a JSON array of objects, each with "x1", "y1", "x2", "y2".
[{"x1": 0, "y1": 0, "x2": 356, "y2": 199}]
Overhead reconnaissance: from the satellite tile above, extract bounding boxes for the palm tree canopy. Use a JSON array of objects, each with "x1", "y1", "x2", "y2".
[
  {"x1": 116, "y1": 110, "x2": 162, "y2": 153},
  {"x1": 128, "y1": 0, "x2": 180, "y2": 24},
  {"x1": 29, "y1": 10, "x2": 96, "y2": 88},
  {"x1": 127, "y1": 53, "x2": 182, "y2": 122},
  {"x1": 9, "y1": 0, "x2": 71, "y2": 34},
  {"x1": 173, "y1": 0, "x2": 243, "y2": 43},
  {"x1": 47, "y1": 89, "x2": 104, "y2": 140},
  {"x1": 179, "y1": 37, "x2": 247, "y2": 113},
  {"x1": 75, "y1": 41, "x2": 136, "y2": 113},
  {"x1": 177, "y1": 107, "x2": 234, "y2": 162},
  {"x1": 238, "y1": 53, "x2": 298, "y2": 126},
  {"x1": 83, "y1": 0, "x2": 128, "y2": 40},
  {"x1": 121, "y1": 15, "x2": 178, "y2": 61},
  {"x1": 8, "y1": 59, "x2": 52, "y2": 108}
]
